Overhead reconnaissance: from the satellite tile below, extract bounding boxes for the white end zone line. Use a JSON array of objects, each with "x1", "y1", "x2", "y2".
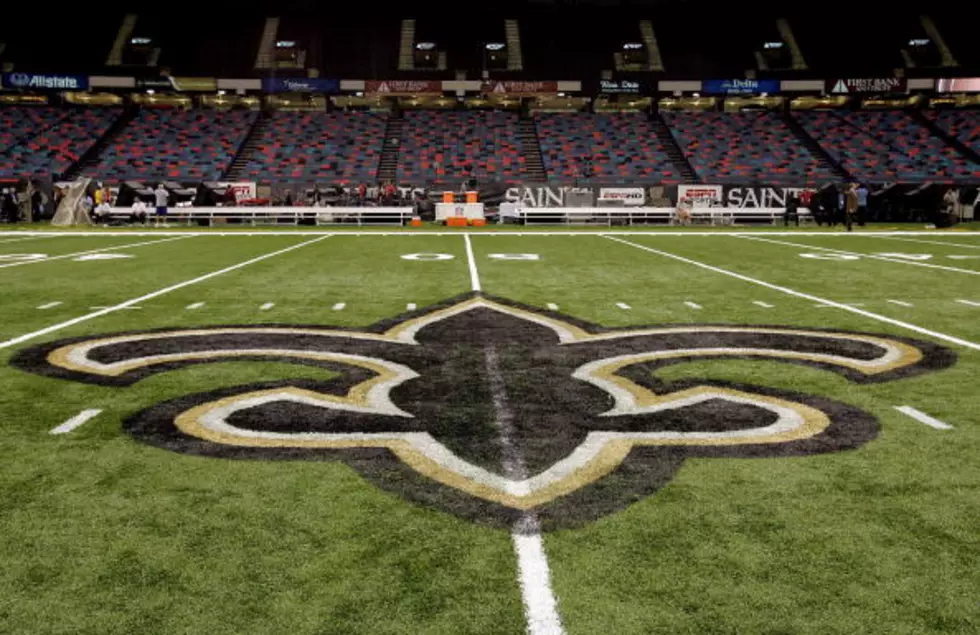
[
  {"x1": 739, "y1": 235, "x2": 980, "y2": 276},
  {"x1": 878, "y1": 236, "x2": 980, "y2": 250},
  {"x1": 602, "y1": 236, "x2": 980, "y2": 352},
  {"x1": 895, "y1": 406, "x2": 954, "y2": 430},
  {"x1": 50, "y1": 409, "x2": 102, "y2": 434},
  {"x1": 0, "y1": 235, "x2": 191, "y2": 269},
  {"x1": 0, "y1": 235, "x2": 330, "y2": 351},
  {"x1": 463, "y1": 234, "x2": 482, "y2": 291}
]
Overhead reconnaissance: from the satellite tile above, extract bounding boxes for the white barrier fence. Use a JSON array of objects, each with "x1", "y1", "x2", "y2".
[
  {"x1": 107, "y1": 207, "x2": 415, "y2": 226},
  {"x1": 502, "y1": 206, "x2": 813, "y2": 226}
]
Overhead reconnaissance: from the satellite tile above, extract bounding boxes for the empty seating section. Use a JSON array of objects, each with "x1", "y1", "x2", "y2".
[
  {"x1": 397, "y1": 111, "x2": 525, "y2": 183},
  {"x1": 245, "y1": 112, "x2": 386, "y2": 182},
  {"x1": 796, "y1": 111, "x2": 978, "y2": 182},
  {"x1": 0, "y1": 107, "x2": 120, "y2": 178},
  {"x1": 662, "y1": 111, "x2": 832, "y2": 184},
  {"x1": 86, "y1": 109, "x2": 257, "y2": 180},
  {"x1": 927, "y1": 110, "x2": 980, "y2": 156},
  {"x1": 536, "y1": 112, "x2": 675, "y2": 183},
  {"x1": 3, "y1": 109, "x2": 119, "y2": 177}
]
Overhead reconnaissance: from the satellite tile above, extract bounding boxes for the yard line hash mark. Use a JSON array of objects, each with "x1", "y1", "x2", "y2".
[
  {"x1": 888, "y1": 300, "x2": 914, "y2": 307},
  {"x1": 186, "y1": 302, "x2": 205, "y2": 310},
  {"x1": 956, "y1": 300, "x2": 980, "y2": 307},
  {"x1": 603, "y1": 236, "x2": 980, "y2": 352},
  {"x1": 547, "y1": 303, "x2": 559, "y2": 311},
  {"x1": 616, "y1": 302, "x2": 632, "y2": 310},
  {"x1": 260, "y1": 303, "x2": 275, "y2": 311},
  {"x1": 37, "y1": 302, "x2": 62, "y2": 310},
  {"x1": 332, "y1": 303, "x2": 346, "y2": 311},
  {"x1": 684, "y1": 301, "x2": 702, "y2": 310},
  {"x1": 50, "y1": 409, "x2": 102, "y2": 435},
  {"x1": 895, "y1": 406, "x2": 953, "y2": 430},
  {"x1": 0, "y1": 235, "x2": 331, "y2": 351},
  {"x1": 753, "y1": 301, "x2": 774, "y2": 308},
  {"x1": 406, "y1": 303, "x2": 417, "y2": 311}
]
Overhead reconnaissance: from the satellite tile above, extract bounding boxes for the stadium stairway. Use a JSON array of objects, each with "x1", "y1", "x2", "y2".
[
  {"x1": 518, "y1": 117, "x2": 547, "y2": 181},
  {"x1": 911, "y1": 110, "x2": 980, "y2": 166},
  {"x1": 62, "y1": 107, "x2": 135, "y2": 181},
  {"x1": 378, "y1": 112, "x2": 404, "y2": 183},
  {"x1": 224, "y1": 110, "x2": 272, "y2": 181},
  {"x1": 781, "y1": 112, "x2": 851, "y2": 182},
  {"x1": 652, "y1": 112, "x2": 698, "y2": 183}
]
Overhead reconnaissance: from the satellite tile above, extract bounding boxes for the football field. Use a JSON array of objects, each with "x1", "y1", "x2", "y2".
[{"x1": 0, "y1": 229, "x2": 977, "y2": 635}]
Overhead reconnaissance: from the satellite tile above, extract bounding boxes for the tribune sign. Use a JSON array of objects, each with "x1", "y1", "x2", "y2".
[
  {"x1": 365, "y1": 80, "x2": 442, "y2": 95},
  {"x1": 826, "y1": 78, "x2": 907, "y2": 94},
  {"x1": 2, "y1": 73, "x2": 88, "y2": 91}
]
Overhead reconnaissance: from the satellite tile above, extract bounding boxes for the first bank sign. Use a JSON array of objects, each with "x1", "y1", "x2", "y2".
[{"x1": 2, "y1": 73, "x2": 88, "y2": 90}]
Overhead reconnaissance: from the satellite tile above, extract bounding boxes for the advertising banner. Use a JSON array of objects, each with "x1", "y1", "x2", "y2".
[
  {"x1": 365, "y1": 80, "x2": 443, "y2": 94},
  {"x1": 936, "y1": 78, "x2": 980, "y2": 93},
  {"x1": 262, "y1": 77, "x2": 340, "y2": 93},
  {"x1": 702, "y1": 79, "x2": 780, "y2": 95},
  {"x1": 598, "y1": 79, "x2": 646, "y2": 95},
  {"x1": 722, "y1": 185, "x2": 806, "y2": 208},
  {"x1": 677, "y1": 184, "x2": 723, "y2": 207},
  {"x1": 217, "y1": 181, "x2": 257, "y2": 202},
  {"x1": 504, "y1": 184, "x2": 595, "y2": 207},
  {"x1": 598, "y1": 187, "x2": 646, "y2": 206},
  {"x1": 2, "y1": 73, "x2": 88, "y2": 91},
  {"x1": 483, "y1": 81, "x2": 559, "y2": 95},
  {"x1": 826, "y1": 78, "x2": 907, "y2": 94},
  {"x1": 136, "y1": 76, "x2": 217, "y2": 91}
]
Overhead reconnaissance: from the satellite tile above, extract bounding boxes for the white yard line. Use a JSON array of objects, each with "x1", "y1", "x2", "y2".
[
  {"x1": 603, "y1": 236, "x2": 980, "y2": 352},
  {"x1": 684, "y1": 301, "x2": 702, "y2": 310},
  {"x1": 36, "y1": 301, "x2": 63, "y2": 310},
  {"x1": 887, "y1": 300, "x2": 914, "y2": 307},
  {"x1": 0, "y1": 235, "x2": 190, "y2": 270},
  {"x1": 895, "y1": 406, "x2": 954, "y2": 430},
  {"x1": 470, "y1": 242, "x2": 565, "y2": 635},
  {"x1": 463, "y1": 234, "x2": 482, "y2": 291},
  {"x1": 740, "y1": 235, "x2": 980, "y2": 276},
  {"x1": 186, "y1": 302, "x2": 205, "y2": 310},
  {"x1": 879, "y1": 236, "x2": 980, "y2": 250},
  {"x1": 0, "y1": 235, "x2": 52, "y2": 245},
  {"x1": 90, "y1": 306, "x2": 141, "y2": 310},
  {"x1": 753, "y1": 301, "x2": 774, "y2": 308},
  {"x1": 259, "y1": 303, "x2": 276, "y2": 311},
  {"x1": 50, "y1": 409, "x2": 102, "y2": 435},
  {"x1": 615, "y1": 302, "x2": 632, "y2": 310},
  {"x1": 332, "y1": 302, "x2": 346, "y2": 311},
  {"x1": 0, "y1": 235, "x2": 330, "y2": 351},
  {"x1": 956, "y1": 299, "x2": 980, "y2": 307}
]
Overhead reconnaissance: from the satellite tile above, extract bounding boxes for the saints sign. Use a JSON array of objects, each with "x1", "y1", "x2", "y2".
[{"x1": 14, "y1": 295, "x2": 954, "y2": 530}]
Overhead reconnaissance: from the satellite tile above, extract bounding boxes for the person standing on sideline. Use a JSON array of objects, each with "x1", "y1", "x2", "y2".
[
  {"x1": 844, "y1": 183, "x2": 859, "y2": 232},
  {"x1": 154, "y1": 183, "x2": 169, "y2": 227},
  {"x1": 856, "y1": 183, "x2": 869, "y2": 226}
]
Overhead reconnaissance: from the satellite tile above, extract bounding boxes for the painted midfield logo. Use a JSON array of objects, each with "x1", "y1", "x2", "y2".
[{"x1": 14, "y1": 295, "x2": 955, "y2": 529}]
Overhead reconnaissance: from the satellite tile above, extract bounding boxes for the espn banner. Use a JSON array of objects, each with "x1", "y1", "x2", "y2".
[
  {"x1": 598, "y1": 187, "x2": 645, "y2": 206},
  {"x1": 483, "y1": 81, "x2": 559, "y2": 95},
  {"x1": 677, "y1": 184, "x2": 722, "y2": 207},
  {"x1": 216, "y1": 181, "x2": 257, "y2": 202},
  {"x1": 826, "y1": 78, "x2": 907, "y2": 94},
  {"x1": 365, "y1": 80, "x2": 442, "y2": 95}
]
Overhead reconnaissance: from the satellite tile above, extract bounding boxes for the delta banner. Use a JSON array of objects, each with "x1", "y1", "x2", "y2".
[
  {"x1": 261, "y1": 77, "x2": 340, "y2": 93},
  {"x1": 826, "y1": 78, "x2": 907, "y2": 94},
  {"x1": 136, "y1": 77, "x2": 217, "y2": 92},
  {"x1": 597, "y1": 79, "x2": 648, "y2": 95},
  {"x1": 936, "y1": 78, "x2": 980, "y2": 93},
  {"x1": 2, "y1": 73, "x2": 88, "y2": 91},
  {"x1": 365, "y1": 80, "x2": 443, "y2": 95},
  {"x1": 483, "y1": 81, "x2": 559, "y2": 95},
  {"x1": 702, "y1": 79, "x2": 780, "y2": 96}
]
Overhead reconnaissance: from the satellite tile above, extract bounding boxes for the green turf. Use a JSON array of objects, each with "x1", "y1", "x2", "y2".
[{"x1": 0, "y1": 231, "x2": 976, "y2": 634}]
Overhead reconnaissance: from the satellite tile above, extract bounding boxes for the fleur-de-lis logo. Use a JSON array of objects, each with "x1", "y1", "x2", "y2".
[{"x1": 14, "y1": 294, "x2": 955, "y2": 530}]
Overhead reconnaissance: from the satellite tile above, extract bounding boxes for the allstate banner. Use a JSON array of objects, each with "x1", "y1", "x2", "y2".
[
  {"x1": 702, "y1": 79, "x2": 780, "y2": 95},
  {"x1": 262, "y1": 77, "x2": 340, "y2": 93},
  {"x1": 2, "y1": 72, "x2": 88, "y2": 91}
]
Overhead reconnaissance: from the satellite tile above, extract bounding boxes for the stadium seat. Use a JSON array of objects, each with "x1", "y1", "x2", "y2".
[
  {"x1": 925, "y1": 110, "x2": 980, "y2": 159},
  {"x1": 397, "y1": 110, "x2": 526, "y2": 184},
  {"x1": 84, "y1": 109, "x2": 258, "y2": 181},
  {"x1": 244, "y1": 111, "x2": 387, "y2": 183},
  {"x1": 534, "y1": 112, "x2": 675, "y2": 184},
  {"x1": 1, "y1": 108, "x2": 120, "y2": 178},
  {"x1": 661, "y1": 110, "x2": 834, "y2": 184}
]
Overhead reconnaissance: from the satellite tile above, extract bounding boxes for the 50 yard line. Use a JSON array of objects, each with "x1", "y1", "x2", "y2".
[
  {"x1": 0, "y1": 235, "x2": 330, "y2": 351},
  {"x1": 603, "y1": 236, "x2": 980, "y2": 352}
]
